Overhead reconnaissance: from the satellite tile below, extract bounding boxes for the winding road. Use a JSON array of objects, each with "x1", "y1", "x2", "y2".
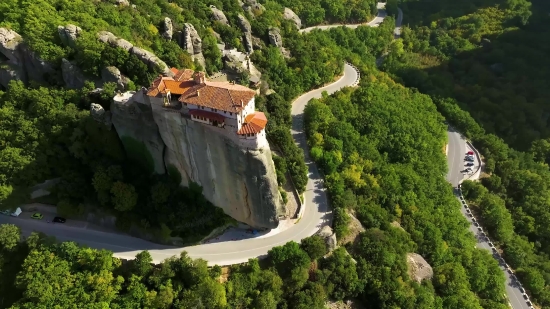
[{"x1": 0, "y1": 5, "x2": 528, "y2": 308}]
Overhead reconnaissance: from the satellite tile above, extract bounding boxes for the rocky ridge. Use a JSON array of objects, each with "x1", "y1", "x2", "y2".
[
  {"x1": 210, "y1": 6, "x2": 229, "y2": 25},
  {"x1": 237, "y1": 14, "x2": 254, "y2": 54},
  {"x1": 97, "y1": 31, "x2": 173, "y2": 77},
  {"x1": 283, "y1": 8, "x2": 302, "y2": 29},
  {"x1": 177, "y1": 23, "x2": 206, "y2": 69}
]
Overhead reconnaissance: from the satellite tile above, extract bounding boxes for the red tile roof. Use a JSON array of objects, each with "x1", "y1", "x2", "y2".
[
  {"x1": 238, "y1": 112, "x2": 267, "y2": 135},
  {"x1": 189, "y1": 109, "x2": 226, "y2": 123},
  {"x1": 179, "y1": 81, "x2": 256, "y2": 113}
]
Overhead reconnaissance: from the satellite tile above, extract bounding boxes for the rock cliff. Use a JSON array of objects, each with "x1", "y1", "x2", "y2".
[
  {"x1": 0, "y1": 28, "x2": 55, "y2": 88},
  {"x1": 108, "y1": 90, "x2": 283, "y2": 229},
  {"x1": 237, "y1": 14, "x2": 254, "y2": 54},
  {"x1": 110, "y1": 91, "x2": 167, "y2": 175},
  {"x1": 178, "y1": 23, "x2": 206, "y2": 69}
]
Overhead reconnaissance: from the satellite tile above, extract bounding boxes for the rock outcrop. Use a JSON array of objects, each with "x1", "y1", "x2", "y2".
[
  {"x1": 61, "y1": 58, "x2": 86, "y2": 89},
  {"x1": 210, "y1": 6, "x2": 229, "y2": 25},
  {"x1": 237, "y1": 14, "x2": 254, "y2": 54},
  {"x1": 101, "y1": 66, "x2": 130, "y2": 91},
  {"x1": 407, "y1": 253, "x2": 433, "y2": 283},
  {"x1": 283, "y1": 8, "x2": 302, "y2": 29},
  {"x1": 57, "y1": 24, "x2": 81, "y2": 48},
  {"x1": 110, "y1": 91, "x2": 166, "y2": 174},
  {"x1": 90, "y1": 103, "x2": 112, "y2": 128},
  {"x1": 178, "y1": 23, "x2": 206, "y2": 69},
  {"x1": 242, "y1": 0, "x2": 265, "y2": 15},
  {"x1": 316, "y1": 226, "x2": 337, "y2": 252},
  {"x1": 109, "y1": 90, "x2": 283, "y2": 228},
  {"x1": 268, "y1": 27, "x2": 283, "y2": 48},
  {"x1": 97, "y1": 31, "x2": 173, "y2": 77},
  {"x1": 223, "y1": 50, "x2": 261, "y2": 83},
  {"x1": 0, "y1": 28, "x2": 55, "y2": 87},
  {"x1": 162, "y1": 17, "x2": 173, "y2": 40}
]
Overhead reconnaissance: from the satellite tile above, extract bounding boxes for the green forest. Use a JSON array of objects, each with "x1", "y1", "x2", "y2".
[
  {"x1": 380, "y1": 0, "x2": 550, "y2": 307},
  {"x1": 0, "y1": 0, "x2": 549, "y2": 307}
]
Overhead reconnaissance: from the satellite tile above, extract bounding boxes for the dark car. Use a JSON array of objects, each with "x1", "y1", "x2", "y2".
[
  {"x1": 465, "y1": 157, "x2": 474, "y2": 162},
  {"x1": 53, "y1": 216, "x2": 66, "y2": 223},
  {"x1": 465, "y1": 162, "x2": 474, "y2": 167}
]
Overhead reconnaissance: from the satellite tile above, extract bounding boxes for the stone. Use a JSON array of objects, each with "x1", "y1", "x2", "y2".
[
  {"x1": 101, "y1": 66, "x2": 130, "y2": 91},
  {"x1": 179, "y1": 23, "x2": 206, "y2": 70},
  {"x1": 97, "y1": 31, "x2": 172, "y2": 76},
  {"x1": 116, "y1": 0, "x2": 130, "y2": 6},
  {"x1": 0, "y1": 28, "x2": 24, "y2": 64},
  {"x1": 0, "y1": 28, "x2": 55, "y2": 85},
  {"x1": 210, "y1": 6, "x2": 229, "y2": 26},
  {"x1": 57, "y1": 24, "x2": 81, "y2": 48},
  {"x1": 251, "y1": 36, "x2": 265, "y2": 50},
  {"x1": 0, "y1": 65, "x2": 23, "y2": 89},
  {"x1": 283, "y1": 8, "x2": 302, "y2": 29},
  {"x1": 237, "y1": 14, "x2": 253, "y2": 53},
  {"x1": 61, "y1": 58, "x2": 86, "y2": 89},
  {"x1": 162, "y1": 17, "x2": 173, "y2": 40},
  {"x1": 268, "y1": 27, "x2": 283, "y2": 48},
  {"x1": 242, "y1": 0, "x2": 265, "y2": 15},
  {"x1": 90, "y1": 103, "x2": 112, "y2": 128},
  {"x1": 407, "y1": 253, "x2": 433, "y2": 283},
  {"x1": 111, "y1": 91, "x2": 166, "y2": 174},
  {"x1": 316, "y1": 226, "x2": 337, "y2": 252}
]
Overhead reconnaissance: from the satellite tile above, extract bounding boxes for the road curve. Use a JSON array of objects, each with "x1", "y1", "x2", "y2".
[
  {"x1": 300, "y1": 3, "x2": 388, "y2": 34},
  {"x1": 0, "y1": 3, "x2": 392, "y2": 266},
  {"x1": 447, "y1": 130, "x2": 530, "y2": 309}
]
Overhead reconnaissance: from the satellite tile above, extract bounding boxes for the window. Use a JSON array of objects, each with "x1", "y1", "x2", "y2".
[
  {"x1": 183, "y1": 103, "x2": 187, "y2": 106},
  {"x1": 230, "y1": 112, "x2": 233, "y2": 116}
]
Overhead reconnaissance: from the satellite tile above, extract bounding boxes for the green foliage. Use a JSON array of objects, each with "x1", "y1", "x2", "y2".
[
  {"x1": 300, "y1": 235, "x2": 328, "y2": 260},
  {"x1": 273, "y1": 0, "x2": 378, "y2": 26},
  {"x1": 384, "y1": 0, "x2": 550, "y2": 306}
]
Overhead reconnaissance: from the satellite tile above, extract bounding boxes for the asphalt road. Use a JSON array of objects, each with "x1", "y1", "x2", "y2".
[
  {"x1": 447, "y1": 129, "x2": 531, "y2": 309},
  {"x1": 300, "y1": 2, "x2": 388, "y2": 33}
]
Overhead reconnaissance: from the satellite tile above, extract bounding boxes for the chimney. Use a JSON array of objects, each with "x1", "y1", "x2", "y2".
[
  {"x1": 240, "y1": 100, "x2": 243, "y2": 107},
  {"x1": 197, "y1": 90, "x2": 200, "y2": 97}
]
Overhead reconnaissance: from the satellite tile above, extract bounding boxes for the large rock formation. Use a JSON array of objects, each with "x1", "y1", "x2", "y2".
[
  {"x1": 110, "y1": 91, "x2": 167, "y2": 174},
  {"x1": 268, "y1": 27, "x2": 283, "y2": 48},
  {"x1": 101, "y1": 66, "x2": 130, "y2": 91},
  {"x1": 178, "y1": 23, "x2": 206, "y2": 69},
  {"x1": 242, "y1": 0, "x2": 265, "y2": 15},
  {"x1": 162, "y1": 17, "x2": 173, "y2": 40},
  {"x1": 61, "y1": 58, "x2": 86, "y2": 89},
  {"x1": 210, "y1": 6, "x2": 229, "y2": 25},
  {"x1": 283, "y1": 8, "x2": 302, "y2": 29},
  {"x1": 237, "y1": 14, "x2": 253, "y2": 54},
  {"x1": 90, "y1": 103, "x2": 112, "y2": 128},
  {"x1": 0, "y1": 28, "x2": 55, "y2": 88},
  {"x1": 58, "y1": 24, "x2": 81, "y2": 48},
  {"x1": 109, "y1": 90, "x2": 283, "y2": 228},
  {"x1": 407, "y1": 253, "x2": 433, "y2": 283},
  {"x1": 151, "y1": 106, "x2": 281, "y2": 228},
  {"x1": 97, "y1": 31, "x2": 173, "y2": 77},
  {"x1": 316, "y1": 226, "x2": 337, "y2": 252}
]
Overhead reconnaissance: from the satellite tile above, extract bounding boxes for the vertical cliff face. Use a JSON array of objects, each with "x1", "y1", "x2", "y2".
[
  {"x1": 110, "y1": 91, "x2": 283, "y2": 229},
  {"x1": 110, "y1": 91, "x2": 166, "y2": 174}
]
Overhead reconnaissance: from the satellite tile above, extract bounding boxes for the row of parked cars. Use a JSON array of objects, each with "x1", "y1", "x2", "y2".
[
  {"x1": 457, "y1": 184, "x2": 534, "y2": 309},
  {"x1": 461, "y1": 151, "x2": 476, "y2": 174}
]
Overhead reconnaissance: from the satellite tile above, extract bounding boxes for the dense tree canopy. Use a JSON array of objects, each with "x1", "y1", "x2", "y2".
[{"x1": 381, "y1": 0, "x2": 550, "y2": 306}]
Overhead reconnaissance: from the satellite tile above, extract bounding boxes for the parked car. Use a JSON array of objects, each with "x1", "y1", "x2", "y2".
[
  {"x1": 31, "y1": 212, "x2": 43, "y2": 220},
  {"x1": 477, "y1": 226, "x2": 483, "y2": 232},
  {"x1": 461, "y1": 169, "x2": 470, "y2": 173},
  {"x1": 467, "y1": 151, "x2": 474, "y2": 155},
  {"x1": 466, "y1": 209, "x2": 471, "y2": 213},
  {"x1": 53, "y1": 217, "x2": 66, "y2": 223},
  {"x1": 465, "y1": 157, "x2": 474, "y2": 162},
  {"x1": 465, "y1": 162, "x2": 474, "y2": 167},
  {"x1": 520, "y1": 287, "x2": 525, "y2": 293},
  {"x1": 488, "y1": 241, "x2": 494, "y2": 247},
  {"x1": 474, "y1": 222, "x2": 480, "y2": 227}
]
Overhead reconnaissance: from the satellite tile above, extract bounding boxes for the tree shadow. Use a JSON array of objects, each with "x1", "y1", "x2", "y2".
[{"x1": 386, "y1": 7, "x2": 550, "y2": 151}]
